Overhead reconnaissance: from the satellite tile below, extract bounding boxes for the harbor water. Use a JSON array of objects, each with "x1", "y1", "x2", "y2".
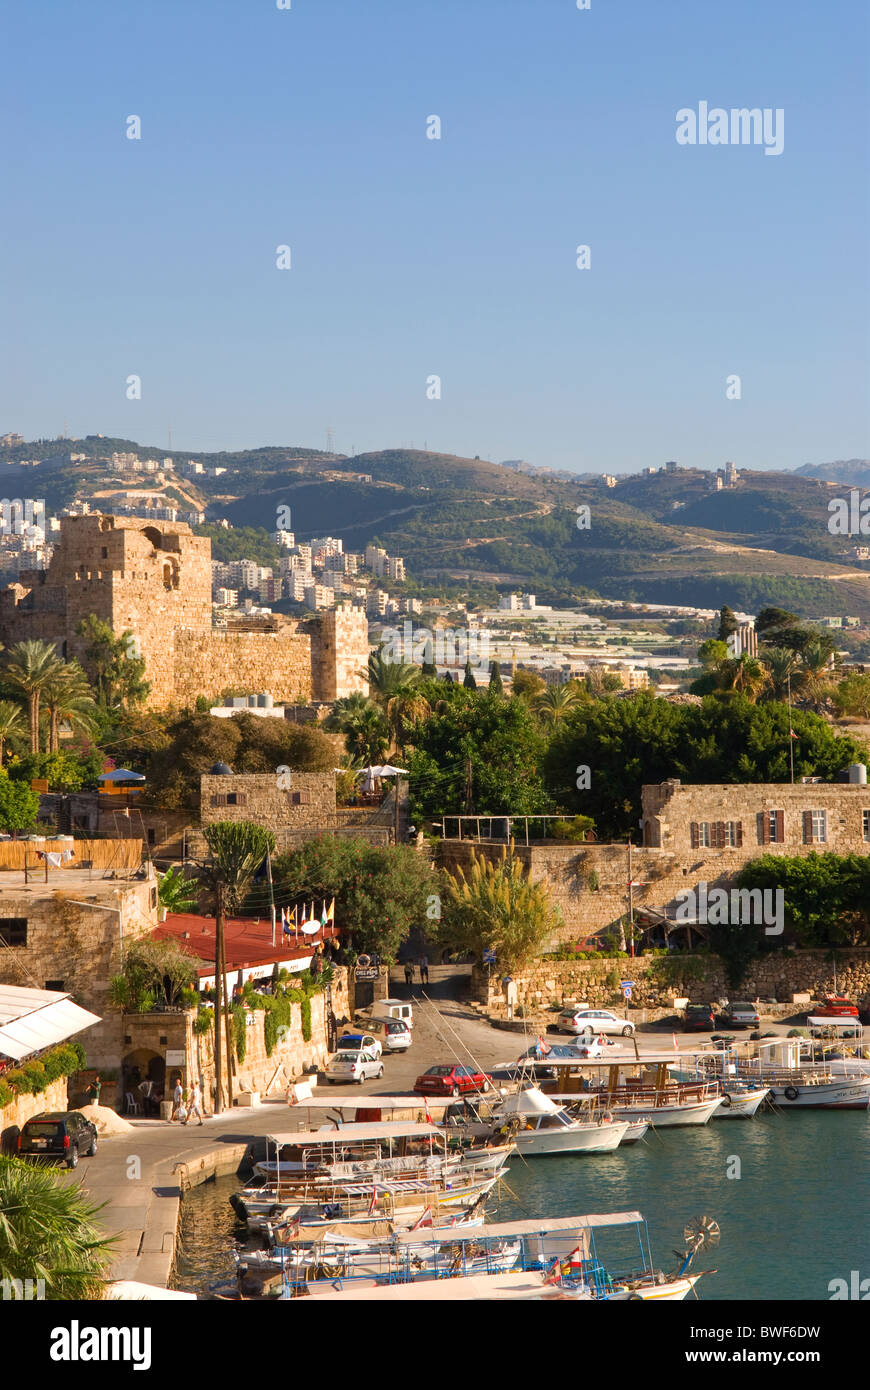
[{"x1": 172, "y1": 1108, "x2": 870, "y2": 1300}]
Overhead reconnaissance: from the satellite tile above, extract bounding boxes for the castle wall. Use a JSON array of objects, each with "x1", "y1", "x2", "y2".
[{"x1": 173, "y1": 629, "x2": 313, "y2": 707}]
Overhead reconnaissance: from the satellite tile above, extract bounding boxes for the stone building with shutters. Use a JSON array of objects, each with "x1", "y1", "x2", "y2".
[{"x1": 641, "y1": 778, "x2": 870, "y2": 856}]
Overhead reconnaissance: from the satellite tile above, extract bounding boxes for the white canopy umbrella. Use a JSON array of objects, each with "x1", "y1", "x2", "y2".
[{"x1": 360, "y1": 764, "x2": 408, "y2": 794}]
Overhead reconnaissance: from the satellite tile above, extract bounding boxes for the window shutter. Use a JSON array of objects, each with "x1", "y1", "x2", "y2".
[
  {"x1": 715, "y1": 821, "x2": 725, "y2": 848},
  {"x1": 758, "y1": 812, "x2": 769, "y2": 845},
  {"x1": 775, "y1": 810, "x2": 784, "y2": 843},
  {"x1": 236, "y1": 793, "x2": 247, "y2": 806},
  {"x1": 690, "y1": 822, "x2": 699, "y2": 850},
  {"x1": 803, "y1": 810, "x2": 812, "y2": 844},
  {"x1": 736, "y1": 821, "x2": 743, "y2": 848}
]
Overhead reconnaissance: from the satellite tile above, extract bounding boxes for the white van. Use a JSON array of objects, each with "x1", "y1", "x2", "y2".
[
  {"x1": 369, "y1": 998, "x2": 414, "y2": 1029},
  {"x1": 365, "y1": 1016, "x2": 413, "y2": 1052}
]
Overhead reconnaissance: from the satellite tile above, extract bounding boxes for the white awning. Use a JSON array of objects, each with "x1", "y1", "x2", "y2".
[{"x1": 0, "y1": 985, "x2": 101, "y2": 1062}]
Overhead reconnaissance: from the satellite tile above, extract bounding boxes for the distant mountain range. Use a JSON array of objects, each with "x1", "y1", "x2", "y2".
[{"x1": 3, "y1": 436, "x2": 870, "y2": 620}]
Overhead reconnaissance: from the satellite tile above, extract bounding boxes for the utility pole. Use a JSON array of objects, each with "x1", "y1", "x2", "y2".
[
  {"x1": 266, "y1": 848, "x2": 276, "y2": 947},
  {"x1": 626, "y1": 837, "x2": 633, "y2": 958},
  {"x1": 787, "y1": 674, "x2": 795, "y2": 785},
  {"x1": 214, "y1": 883, "x2": 224, "y2": 1114}
]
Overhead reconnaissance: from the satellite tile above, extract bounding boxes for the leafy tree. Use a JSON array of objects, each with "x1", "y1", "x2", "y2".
[
  {"x1": 41, "y1": 661, "x2": 97, "y2": 753},
  {"x1": 738, "y1": 853, "x2": 870, "y2": 948},
  {"x1": 3, "y1": 640, "x2": 64, "y2": 752},
  {"x1": 109, "y1": 936, "x2": 200, "y2": 1012},
  {"x1": 697, "y1": 639, "x2": 728, "y2": 668},
  {"x1": 272, "y1": 837, "x2": 434, "y2": 961},
  {"x1": 534, "y1": 682, "x2": 584, "y2": 725},
  {"x1": 437, "y1": 845, "x2": 562, "y2": 969},
  {"x1": 406, "y1": 688, "x2": 549, "y2": 822},
  {"x1": 201, "y1": 820, "x2": 275, "y2": 1112},
  {"x1": 511, "y1": 669, "x2": 547, "y2": 700},
  {"x1": 8, "y1": 749, "x2": 103, "y2": 793},
  {"x1": 144, "y1": 710, "x2": 335, "y2": 810},
  {"x1": 76, "y1": 616, "x2": 150, "y2": 708},
  {"x1": 544, "y1": 693, "x2": 869, "y2": 840},
  {"x1": 157, "y1": 865, "x2": 199, "y2": 913},
  {"x1": 0, "y1": 1156, "x2": 115, "y2": 1299},
  {"x1": 0, "y1": 772, "x2": 39, "y2": 834},
  {"x1": 324, "y1": 693, "x2": 390, "y2": 765},
  {"x1": 755, "y1": 606, "x2": 798, "y2": 637},
  {"x1": 365, "y1": 653, "x2": 431, "y2": 752},
  {"x1": 835, "y1": 672, "x2": 870, "y2": 720},
  {"x1": 0, "y1": 700, "x2": 24, "y2": 766}
]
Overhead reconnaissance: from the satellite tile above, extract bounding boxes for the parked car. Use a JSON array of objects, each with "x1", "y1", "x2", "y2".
[
  {"x1": 362, "y1": 1017, "x2": 412, "y2": 1052},
  {"x1": 490, "y1": 1040, "x2": 604, "y2": 1083},
  {"x1": 721, "y1": 1001, "x2": 760, "y2": 1029},
  {"x1": 414, "y1": 1064, "x2": 492, "y2": 1098},
  {"x1": 325, "y1": 1049, "x2": 385, "y2": 1085},
  {"x1": 814, "y1": 995, "x2": 859, "y2": 1018},
  {"x1": 683, "y1": 1003, "x2": 717, "y2": 1033},
  {"x1": 17, "y1": 1111, "x2": 98, "y2": 1169},
  {"x1": 369, "y1": 999, "x2": 414, "y2": 1029},
  {"x1": 555, "y1": 1008, "x2": 635, "y2": 1039},
  {"x1": 336, "y1": 1032, "x2": 382, "y2": 1060}
]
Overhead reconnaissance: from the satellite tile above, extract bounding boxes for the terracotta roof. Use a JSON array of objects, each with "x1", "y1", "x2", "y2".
[{"x1": 152, "y1": 914, "x2": 338, "y2": 976}]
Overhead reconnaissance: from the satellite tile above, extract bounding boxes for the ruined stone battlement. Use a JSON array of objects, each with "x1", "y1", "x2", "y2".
[{"x1": 0, "y1": 514, "x2": 369, "y2": 708}]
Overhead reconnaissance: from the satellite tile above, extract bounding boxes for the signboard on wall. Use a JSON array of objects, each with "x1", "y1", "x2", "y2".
[{"x1": 165, "y1": 1050, "x2": 186, "y2": 1066}]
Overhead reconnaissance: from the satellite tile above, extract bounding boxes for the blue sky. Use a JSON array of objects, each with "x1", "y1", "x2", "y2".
[{"x1": 2, "y1": 0, "x2": 868, "y2": 473}]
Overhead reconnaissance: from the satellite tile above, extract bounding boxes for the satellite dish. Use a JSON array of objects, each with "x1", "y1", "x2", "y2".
[{"x1": 683, "y1": 1215, "x2": 721, "y2": 1252}]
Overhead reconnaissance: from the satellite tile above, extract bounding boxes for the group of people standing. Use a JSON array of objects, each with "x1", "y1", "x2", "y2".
[
  {"x1": 169, "y1": 1076, "x2": 204, "y2": 1125},
  {"x1": 403, "y1": 955, "x2": 429, "y2": 987}
]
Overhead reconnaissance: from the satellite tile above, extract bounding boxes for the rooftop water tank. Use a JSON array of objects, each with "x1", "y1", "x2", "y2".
[
  {"x1": 848, "y1": 763, "x2": 867, "y2": 784},
  {"x1": 257, "y1": 694, "x2": 273, "y2": 708}
]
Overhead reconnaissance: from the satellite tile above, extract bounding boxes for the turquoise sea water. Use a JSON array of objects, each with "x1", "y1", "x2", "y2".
[{"x1": 174, "y1": 1109, "x2": 870, "y2": 1301}]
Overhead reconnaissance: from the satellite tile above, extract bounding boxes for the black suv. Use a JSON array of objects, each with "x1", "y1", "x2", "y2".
[{"x1": 17, "y1": 1111, "x2": 98, "y2": 1169}]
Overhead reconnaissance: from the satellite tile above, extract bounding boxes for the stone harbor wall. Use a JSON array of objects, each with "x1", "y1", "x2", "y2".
[{"x1": 472, "y1": 949, "x2": 870, "y2": 1013}]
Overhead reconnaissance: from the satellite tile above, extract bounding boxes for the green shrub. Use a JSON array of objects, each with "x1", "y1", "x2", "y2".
[
  {"x1": 193, "y1": 1008, "x2": 214, "y2": 1036},
  {"x1": 232, "y1": 1004, "x2": 247, "y2": 1064}
]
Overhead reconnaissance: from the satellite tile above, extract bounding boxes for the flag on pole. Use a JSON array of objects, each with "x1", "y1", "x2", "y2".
[
  {"x1": 424, "y1": 1099, "x2": 433, "y2": 1124},
  {"x1": 320, "y1": 899, "x2": 329, "y2": 927},
  {"x1": 410, "y1": 1206, "x2": 432, "y2": 1231},
  {"x1": 672, "y1": 1032, "x2": 679, "y2": 1052},
  {"x1": 789, "y1": 728, "x2": 798, "y2": 739},
  {"x1": 542, "y1": 1256, "x2": 564, "y2": 1286},
  {"x1": 368, "y1": 1186, "x2": 378, "y2": 1215}
]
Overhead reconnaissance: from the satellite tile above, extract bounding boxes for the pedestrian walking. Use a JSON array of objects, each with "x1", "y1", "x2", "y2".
[
  {"x1": 188, "y1": 1080, "x2": 204, "y2": 1126},
  {"x1": 170, "y1": 1077, "x2": 184, "y2": 1123},
  {"x1": 419, "y1": 955, "x2": 429, "y2": 986},
  {"x1": 403, "y1": 962, "x2": 413, "y2": 987}
]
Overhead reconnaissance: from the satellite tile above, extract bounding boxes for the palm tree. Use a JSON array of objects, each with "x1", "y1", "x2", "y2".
[
  {"x1": 324, "y1": 692, "x2": 391, "y2": 764},
  {"x1": 534, "y1": 682, "x2": 582, "y2": 725},
  {"x1": 0, "y1": 1155, "x2": 115, "y2": 1299},
  {"x1": 41, "y1": 661, "x2": 98, "y2": 753},
  {"x1": 761, "y1": 647, "x2": 807, "y2": 704},
  {"x1": 157, "y1": 864, "x2": 199, "y2": 915},
  {"x1": 3, "y1": 640, "x2": 65, "y2": 753},
  {"x1": 201, "y1": 820, "x2": 275, "y2": 1113},
  {"x1": 801, "y1": 638, "x2": 838, "y2": 714},
  {"x1": 365, "y1": 653, "x2": 430, "y2": 752},
  {"x1": 717, "y1": 655, "x2": 769, "y2": 704},
  {"x1": 0, "y1": 700, "x2": 24, "y2": 767}
]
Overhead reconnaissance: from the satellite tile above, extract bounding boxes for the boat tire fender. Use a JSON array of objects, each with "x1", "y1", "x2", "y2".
[
  {"x1": 720, "y1": 1093, "x2": 732, "y2": 1107},
  {"x1": 784, "y1": 1086, "x2": 799, "y2": 1101}
]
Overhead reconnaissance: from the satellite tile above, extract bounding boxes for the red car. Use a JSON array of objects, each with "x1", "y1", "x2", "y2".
[
  {"x1": 414, "y1": 1064, "x2": 492, "y2": 1098},
  {"x1": 814, "y1": 995, "x2": 859, "y2": 1018}
]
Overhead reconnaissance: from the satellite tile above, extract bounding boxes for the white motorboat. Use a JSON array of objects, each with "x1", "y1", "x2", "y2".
[
  {"x1": 739, "y1": 1038, "x2": 870, "y2": 1110},
  {"x1": 543, "y1": 1053, "x2": 726, "y2": 1126},
  {"x1": 490, "y1": 1086, "x2": 629, "y2": 1154}
]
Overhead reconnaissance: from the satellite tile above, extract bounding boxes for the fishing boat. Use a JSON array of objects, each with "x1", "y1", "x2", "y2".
[
  {"x1": 230, "y1": 1122, "x2": 504, "y2": 1231},
  {"x1": 273, "y1": 1210, "x2": 719, "y2": 1301},
  {"x1": 738, "y1": 1038, "x2": 870, "y2": 1110},
  {"x1": 541, "y1": 1053, "x2": 725, "y2": 1126},
  {"x1": 672, "y1": 1050, "x2": 770, "y2": 1118},
  {"x1": 488, "y1": 1086, "x2": 630, "y2": 1154}
]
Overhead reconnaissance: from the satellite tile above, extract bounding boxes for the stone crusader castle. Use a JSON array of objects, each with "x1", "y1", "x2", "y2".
[{"x1": 0, "y1": 515, "x2": 369, "y2": 707}]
